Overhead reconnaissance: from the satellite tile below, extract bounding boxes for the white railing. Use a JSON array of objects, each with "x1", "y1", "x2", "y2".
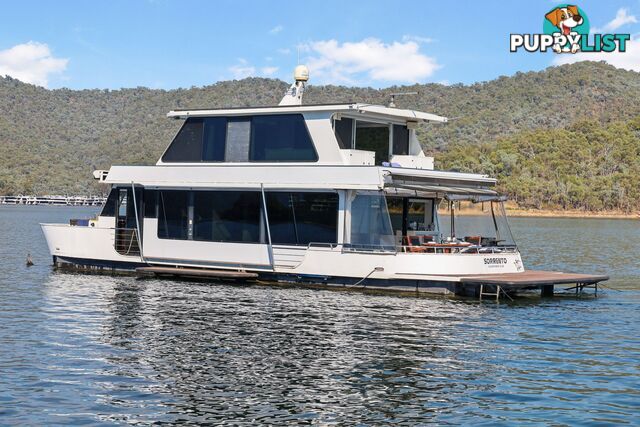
[{"x1": 0, "y1": 195, "x2": 106, "y2": 206}]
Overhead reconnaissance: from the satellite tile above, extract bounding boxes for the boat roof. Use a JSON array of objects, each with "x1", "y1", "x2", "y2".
[
  {"x1": 167, "y1": 103, "x2": 448, "y2": 123},
  {"x1": 100, "y1": 164, "x2": 494, "y2": 196}
]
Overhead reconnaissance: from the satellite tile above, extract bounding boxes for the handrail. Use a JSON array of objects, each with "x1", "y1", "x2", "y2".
[
  {"x1": 260, "y1": 183, "x2": 275, "y2": 270},
  {"x1": 130, "y1": 182, "x2": 144, "y2": 262},
  {"x1": 114, "y1": 227, "x2": 141, "y2": 257}
]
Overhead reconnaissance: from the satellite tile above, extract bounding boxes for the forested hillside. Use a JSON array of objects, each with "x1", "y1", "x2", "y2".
[
  {"x1": 0, "y1": 61, "x2": 639, "y2": 211},
  {"x1": 438, "y1": 116, "x2": 640, "y2": 211}
]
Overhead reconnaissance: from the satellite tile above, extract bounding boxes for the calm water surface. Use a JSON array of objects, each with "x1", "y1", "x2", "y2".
[{"x1": 0, "y1": 206, "x2": 638, "y2": 425}]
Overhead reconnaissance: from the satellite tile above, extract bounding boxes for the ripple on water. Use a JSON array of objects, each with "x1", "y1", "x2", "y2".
[
  {"x1": 0, "y1": 274, "x2": 638, "y2": 425},
  {"x1": 0, "y1": 206, "x2": 639, "y2": 424}
]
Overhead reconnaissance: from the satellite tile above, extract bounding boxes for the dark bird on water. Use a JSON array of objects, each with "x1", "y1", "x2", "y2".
[{"x1": 26, "y1": 253, "x2": 34, "y2": 267}]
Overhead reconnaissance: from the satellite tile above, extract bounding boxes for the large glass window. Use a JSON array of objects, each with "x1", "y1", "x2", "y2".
[
  {"x1": 225, "y1": 120, "x2": 251, "y2": 162},
  {"x1": 162, "y1": 114, "x2": 318, "y2": 163},
  {"x1": 266, "y1": 192, "x2": 338, "y2": 245},
  {"x1": 334, "y1": 117, "x2": 353, "y2": 149},
  {"x1": 158, "y1": 191, "x2": 190, "y2": 240},
  {"x1": 355, "y1": 121, "x2": 390, "y2": 165},
  {"x1": 100, "y1": 188, "x2": 118, "y2": 217},
  {"x1": 162, "y1": 118, "x2": 204, "y2": 162},
  {"x1": 350, "y1": 193, "x2": 395, "y2": 248},
  {"x1": 202, "y1": 117, "x2": 227, "y2": 161},
  {"x1": 392, "y1": 124, "x2": 409, "y2": 156},
  {"x1": 193, "y1": 191, "x2": 262, "y2": 243},
  {"x1": 250, "y1": 114, "x2": 317, "y2": 162},
  {"x1": 143, "y1": 190, "x2": 157, "y2": 218}
]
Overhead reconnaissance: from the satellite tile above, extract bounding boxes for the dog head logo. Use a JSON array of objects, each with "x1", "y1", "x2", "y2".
[
  {"x1": 545, "y1": 5, "x2": 583, "y2": 35},
  {"x1": 543, "y1": 4, "x2": 590, "y2": 53}
]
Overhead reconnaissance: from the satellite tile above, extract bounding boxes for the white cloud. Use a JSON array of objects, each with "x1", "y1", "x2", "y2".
[
  {"x1": 261, "y1": 66, "x2": 278, "y2": 76},
  {"x1": 402, "y1": 35, "x2": 435, "y2": 44},
  {"x1": 592, "y1": 8, "x2": 637, "y2": 33},
  {"x1": 277, "y1": 48, "x2": 291, "y2": 55},
  {"x1": 0, "y1": 41, "x2": 68, "y2": 87},
  {"x1": 552, "y1": 35, "x2": 640, "y2": 71},
  {"x1": 228, "y1": 59, "x2": 280, "y2": 79},
  {"x1": 228, "y1": 58, "x2": 256, "y2": 79},
  {"x1": 269, "y1": 25, "x2": 283, "y2": 35},
  {"x1": 302, "y1": 38, "x2": 440, "y2": 85}
]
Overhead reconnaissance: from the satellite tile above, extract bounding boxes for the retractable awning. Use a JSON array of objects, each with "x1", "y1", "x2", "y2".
[{"x1": 382, "y1": 167, "x2": 498, "y2": 198}]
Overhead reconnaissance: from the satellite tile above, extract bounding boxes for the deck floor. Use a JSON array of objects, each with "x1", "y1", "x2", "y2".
[{"x1": 459, "y1": 270, "x2": 608, "y2": 287}]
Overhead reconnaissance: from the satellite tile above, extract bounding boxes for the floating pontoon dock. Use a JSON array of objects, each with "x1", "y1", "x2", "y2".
[
  {"x1": 131, "y1": 264, "x2": 608, "y2": 300},
  {"x1": 457, "y1": 270, "x2": 609, "y2": 300}
]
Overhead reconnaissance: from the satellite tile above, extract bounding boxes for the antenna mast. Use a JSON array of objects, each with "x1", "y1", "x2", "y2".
[{"x1": 279, "y1": 64, "x2": 309, "y2": 106}]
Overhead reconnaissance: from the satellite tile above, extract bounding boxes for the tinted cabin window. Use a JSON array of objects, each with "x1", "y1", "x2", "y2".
[
  {"x1": 101, "y1": 188, "x2": 118, "y2": 217},
  {"x1": 225, "y1": 120, "x2": 251, "y2": 162},
  {"x1": 193, "y1": 191, "x2": 262, "y2": 243},
  {"x1": 144, "y1": 190, "x2": 158, "y2": 218},
  {"x1": 334, "y1": 117, "x2": 353, "y2": 149},
  {"x1": 350, "y1": 193, "x2": 395, "y2": 247},
  {"x1": 392, "y1": 124, "x2": 409, "y2": 155},
  {"x1": 250, "y1": 114, "x2": 317, "y2": 162},
  {"x1": 266, "y1": 192, "x2": 338, "y2": 245},
  {"x1": 158, "y1": 191, "x2": 190, "y2": 239},
  {"x1": 202, "y1": 117, "x2": 227, "y2": 161},
  {"x1": 162, "y1": 118, "x2": 204, "y2": 162},
  {"x1": 355, "y1": 121, "x2": 390, "y2": 165}
]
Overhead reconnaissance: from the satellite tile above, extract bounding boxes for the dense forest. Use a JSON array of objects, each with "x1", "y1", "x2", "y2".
[{"x1": 0, "y1": 61, "x2": 639, "y2": 211}]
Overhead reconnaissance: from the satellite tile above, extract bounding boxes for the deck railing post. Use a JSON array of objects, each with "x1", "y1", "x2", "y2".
[
  {"x1": 130, "y1": 182, "x2": 144, "y2": 262},
  {"x1": 260, "y1": 184, "x2": 275, "y2": 270}
]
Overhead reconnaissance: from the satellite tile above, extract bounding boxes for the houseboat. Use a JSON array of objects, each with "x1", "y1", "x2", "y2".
[{"x1": 41, "y1": 66, "x2": 607, "y2": 297}]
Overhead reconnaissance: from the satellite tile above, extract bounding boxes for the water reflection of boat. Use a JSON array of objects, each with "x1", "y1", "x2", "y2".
[{"x1": 40, "y1": 66, "x2": 607, "y2": 298}]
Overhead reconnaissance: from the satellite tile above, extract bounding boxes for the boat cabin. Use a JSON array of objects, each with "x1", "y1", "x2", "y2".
[{"x1": 88, "y1": 101, "x2": 516, "y2": 266}]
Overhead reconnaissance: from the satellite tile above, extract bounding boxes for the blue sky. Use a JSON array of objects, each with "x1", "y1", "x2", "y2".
[{"x1": 0, "y1": 0, "x2": 638, "y2": 89}]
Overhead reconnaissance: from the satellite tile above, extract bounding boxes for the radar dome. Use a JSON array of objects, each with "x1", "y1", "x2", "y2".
[{"x1": 294, "y1": 65, "x2": 309, "y2": 82}]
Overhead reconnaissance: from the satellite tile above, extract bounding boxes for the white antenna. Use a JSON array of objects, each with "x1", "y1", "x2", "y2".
[
  {"x1": 279, "y1": 64, "x2": 309, "y2": 106},
  {"x1": 388, "y1": 91, "x2": 418, "y2": 108}
]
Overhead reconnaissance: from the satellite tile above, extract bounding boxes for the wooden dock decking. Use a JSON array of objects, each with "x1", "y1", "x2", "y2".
[
  {"x1": 460, "y1": 270, "x2": 609, "y2": 286},
  {"x1": 457, "y1": 270, "x2": 609, "y2": 299}
]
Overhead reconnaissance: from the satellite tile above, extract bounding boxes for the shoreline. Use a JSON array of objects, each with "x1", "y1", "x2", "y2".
[{"x1": 505, "y1": 209, "x2": 639, "y2": 219}]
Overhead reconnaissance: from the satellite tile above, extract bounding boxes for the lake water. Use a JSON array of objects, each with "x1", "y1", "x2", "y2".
[{"x1": 0, "y1": 205, "x2": 638, "y2": 425}]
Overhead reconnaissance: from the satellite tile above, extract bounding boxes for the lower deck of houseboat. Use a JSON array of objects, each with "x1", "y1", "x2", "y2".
[{"x1": 51, "y1": 254, "x2": 608, "y2": 300}]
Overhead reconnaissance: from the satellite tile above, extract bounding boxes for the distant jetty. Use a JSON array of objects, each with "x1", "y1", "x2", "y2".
[{"x1": 0, "y1": 195, "x2": 106, "y2": 206}]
